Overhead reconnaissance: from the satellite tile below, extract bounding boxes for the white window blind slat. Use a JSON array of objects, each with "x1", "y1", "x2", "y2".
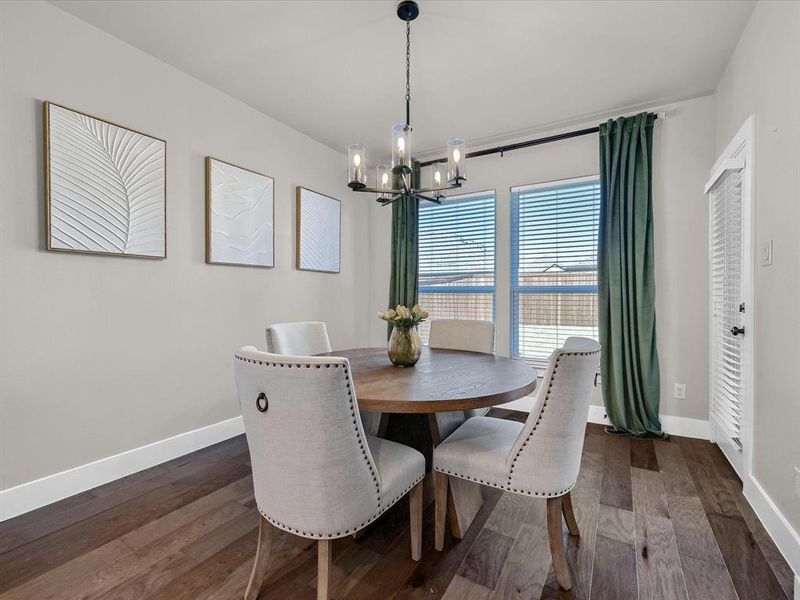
[
  {"x1": 417, "y1": 192, "x2": 496, "y2": 343},
  {"x1": 511, "y1": 178, "x2": 601, "y2": 366}
]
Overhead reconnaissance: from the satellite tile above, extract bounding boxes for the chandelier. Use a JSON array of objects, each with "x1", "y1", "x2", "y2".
[{"x1": 346, "y1": 0, "x2": 467, "y2": 206}]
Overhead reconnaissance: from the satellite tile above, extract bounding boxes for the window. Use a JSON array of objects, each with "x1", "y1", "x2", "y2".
[
  {"x1": 511, "y1": 177, "x2": 600, "y2": 366},
  {"x1": 418, "y1": 191, "x2": 496, "y2": 343}
]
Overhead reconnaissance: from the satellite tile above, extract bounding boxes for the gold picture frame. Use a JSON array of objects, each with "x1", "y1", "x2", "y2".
[
  {"x1": 205, "y1": 157, "x2": 275, "y2": 268},
  {"x1": 296, "y1": 186, "x2": 342, "y2": 274},
  {"x1": 44, "y1": 101, "x2": 167, "y2": 259}
]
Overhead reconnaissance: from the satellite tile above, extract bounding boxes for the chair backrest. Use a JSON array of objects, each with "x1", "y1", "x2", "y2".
[
  {"x1": 428, "y1": 319, "x2": 495, "y2": 354},
  {"x1": 265, "y1": 321, "x2": 332, "y2": 356},
  {"x1": 505, "y1": 337, "x2": 600, "y2": 495},
  {"x1": 234, "y1": 346, "x2": 381, "y2": 538}
]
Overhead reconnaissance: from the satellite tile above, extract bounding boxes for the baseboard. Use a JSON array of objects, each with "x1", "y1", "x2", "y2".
[
  {"x1": 743, "y1": 474, "x2": 800, "y2": 579},
  {"x1": 0, "y1": 416, "x2": 245, "y2": 522},
  {"x1": 586, "y1": 405, "x2": 711, "y2": 439}
]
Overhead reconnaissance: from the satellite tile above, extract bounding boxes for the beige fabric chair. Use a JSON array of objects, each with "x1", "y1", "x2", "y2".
[
  {"x1": 235, "y1": 347, "x2": 425, "y2": 600},
  {"x1": 266, "y1": 321, "x2": 379, "y2": 435},
  {"x1": 428, "y1": 319, "x2": 496, "y2": 438},
  {"x1": 432, "y1": 337, "x2": 601, "y2": 590},
  {"x1": 265, "y1": 321, "x2": 332, "y2": 355}
]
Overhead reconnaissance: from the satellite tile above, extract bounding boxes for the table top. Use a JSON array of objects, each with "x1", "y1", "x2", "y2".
[{"x1": 317, "y1": 347, "x2": 538, "y2": 414}]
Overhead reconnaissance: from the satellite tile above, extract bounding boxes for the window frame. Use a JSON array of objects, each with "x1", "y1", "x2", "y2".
[
  {"x1": 417, "y1": 189, "x2": 498, "y2": 340},
  {"x1": 510, "y1": 175, "x2": 600, "y2": 366}
]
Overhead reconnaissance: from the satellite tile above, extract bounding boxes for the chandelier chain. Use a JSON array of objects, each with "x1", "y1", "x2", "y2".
[{"x1": 405, "y1": 18, "x2": 411, "y2": 128}]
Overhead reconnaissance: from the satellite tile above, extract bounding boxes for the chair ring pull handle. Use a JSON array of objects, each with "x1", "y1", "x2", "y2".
[{"x1": 256, "y1": 393, "x2": 268, "y2": 413}]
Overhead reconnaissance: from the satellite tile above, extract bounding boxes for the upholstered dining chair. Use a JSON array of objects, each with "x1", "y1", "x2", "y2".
[
  {"x1": 266, "y1": 321, "x2": 379, "y2": 435},
  {"x1": 235, "y1": 346, "x2": 425, "y2": 600},
  {"x1": 432, "y1": 337, "x2": 601, "y2": 591},
  {"x1": 428, "y1": 319, "x2": 496, "y2": 438},
  {"x1": 265, "y1": 321, "x2": 332, "y2": 356}
]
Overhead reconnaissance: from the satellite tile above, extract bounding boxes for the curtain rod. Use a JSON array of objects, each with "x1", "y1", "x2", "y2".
[{"x1": 419, "y1": 114, "x2": 660, "y2": 167}]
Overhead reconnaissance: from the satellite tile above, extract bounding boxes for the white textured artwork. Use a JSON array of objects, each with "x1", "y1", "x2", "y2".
[
  {"x1": 45, "y1": 102, "x2": 166, "y2": 258},
  {"x1": 297, "y1": 187, "x2": 341, "y2": 273},
  {"x1": 206, "y1": 158, "x2": 274, "y2": 267}
]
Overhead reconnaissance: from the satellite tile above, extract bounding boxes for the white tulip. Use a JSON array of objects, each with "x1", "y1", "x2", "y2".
[{"x1": 386, "y1": 309, "x2": 397, "y2": 319}]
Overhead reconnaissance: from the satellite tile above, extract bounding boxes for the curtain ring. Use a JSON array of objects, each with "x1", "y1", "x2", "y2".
[{"x1": 256, "y1": 393, "x2": 268, "y2": 413}]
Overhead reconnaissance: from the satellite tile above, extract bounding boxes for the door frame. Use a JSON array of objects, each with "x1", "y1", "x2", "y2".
[{"x1": 705, "y1": 115, "x2": 755, "y2": 482}]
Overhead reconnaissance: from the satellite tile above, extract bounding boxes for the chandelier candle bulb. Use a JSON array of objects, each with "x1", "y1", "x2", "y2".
[
  {"x1": 376, "y1": 164, "x2": 391, "y2": 200},
  {"x1": 347, "y1": 144, "x2": 367, "y2": 188},
  {"x1": 447, "y1": 138, "x2": 466, "y2": 184},
  {"x1": 431, "y1": 164, "x2": 446, "y2": 191},
  {"x1": 392, "y1": 123, "x2": 411, "y2": 169}
]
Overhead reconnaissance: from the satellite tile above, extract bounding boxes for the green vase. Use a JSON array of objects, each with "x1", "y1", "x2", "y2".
[{"x1": 388, "y1": 325, "x2": 421, "y2": 367}]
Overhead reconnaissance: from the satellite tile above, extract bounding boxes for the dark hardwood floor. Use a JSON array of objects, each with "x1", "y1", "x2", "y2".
[{"x1": 0, "y1": 409, "x2": 793, "y2": 599}]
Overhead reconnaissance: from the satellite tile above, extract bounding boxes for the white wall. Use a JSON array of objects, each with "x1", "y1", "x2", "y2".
[
  {"x1": 714, "y1": 0, "x2": 800, "y2": 539},
  {"x1": 0, "y1": 1, "x2": 371, "y2": 492},
  {"x1": 369, "y1": 95, "x2": 715, "y2": 424}
]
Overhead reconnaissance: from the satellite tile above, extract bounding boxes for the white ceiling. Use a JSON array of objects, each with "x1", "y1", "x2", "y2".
[{"x1": 52, "y1": 1, "x2": 754, "y2": 160}]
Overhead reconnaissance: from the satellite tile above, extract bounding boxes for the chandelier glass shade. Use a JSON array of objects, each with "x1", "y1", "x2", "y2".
[{"x1": 346, "y1": 1, "x2": 467, "y2": 206}]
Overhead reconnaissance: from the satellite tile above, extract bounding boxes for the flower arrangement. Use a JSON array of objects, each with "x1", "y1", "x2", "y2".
[{"x1": 378, "y1": 304, "x2": 429, "y2": 328}]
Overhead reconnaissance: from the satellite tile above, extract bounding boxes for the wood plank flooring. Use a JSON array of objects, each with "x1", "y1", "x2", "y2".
[{"x1": 0, "y1": 410, "x2": 793, "y2": 599}]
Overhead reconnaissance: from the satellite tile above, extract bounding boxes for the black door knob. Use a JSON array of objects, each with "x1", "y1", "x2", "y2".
[{"x1": 730, "y1": 326, "x2": 745, "y2": 337}]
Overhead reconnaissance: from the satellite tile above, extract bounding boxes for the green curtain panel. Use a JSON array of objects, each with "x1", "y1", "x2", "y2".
[
  {"x1": 598, "y1": 112, "x2": 664, "y2": 438},
  {"x1": 388, "y1": 161, "x2": 420, "y2": 335}
]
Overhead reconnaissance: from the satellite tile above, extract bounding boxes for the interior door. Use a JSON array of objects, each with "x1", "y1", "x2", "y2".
[{"x1": 707, "y1": 162, "x2": 747, "y2": 475}]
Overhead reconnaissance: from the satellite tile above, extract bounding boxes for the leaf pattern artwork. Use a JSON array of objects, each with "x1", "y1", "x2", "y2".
[
  {"x1": 47, "y1": 103, "x2": 166, "y2": 257},
  {"x1": 298, "y1": 188, "x2": 340, "y2": 273},
  {"x1": 207, "y1": 159, "x2": 274, "y2": 267}
]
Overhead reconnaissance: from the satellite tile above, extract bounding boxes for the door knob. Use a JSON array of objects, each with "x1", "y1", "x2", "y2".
[{"x1": 730, "y1": 326, "x2": 745, "y2": 337}]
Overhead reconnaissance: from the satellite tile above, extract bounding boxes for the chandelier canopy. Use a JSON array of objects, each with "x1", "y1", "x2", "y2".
[{"x1": 346, "y1": 0, "x2": 467, "y2": 206}]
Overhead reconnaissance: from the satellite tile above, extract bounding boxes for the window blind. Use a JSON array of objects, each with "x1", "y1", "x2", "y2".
[
  {"x1": 709, "y1": 170, "x2": 744, "y2": 449},
  {"x1": 511, "y1": 178, "x2": 600, "y2": 365},
  {"x1": 418, "y1": 192, "x2": 496, "y2": 343}
]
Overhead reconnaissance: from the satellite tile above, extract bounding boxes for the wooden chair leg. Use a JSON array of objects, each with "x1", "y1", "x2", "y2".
[
  {"x1": 317, "y1": 539, "x2": 332, "y2": 600},
  {"x1": 547, "y1": 496, "x2": 572, "y2": 591},
  {"x1": 244, "y1": 515, "x2": 273, "y2": 600},
  {"x1": 434, "y1": 471, "x2": 448, "y2": 551},
  {"x1": 409, "y1": 481, "x2": 423, "y2": 561},
  {"x1": 562, "y1": 491, "x2": 580, "y2": 536}
]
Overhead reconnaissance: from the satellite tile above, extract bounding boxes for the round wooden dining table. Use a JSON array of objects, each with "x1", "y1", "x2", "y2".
[{"x1": 318, "y1": 346, "x2": 538, "y2": 538}]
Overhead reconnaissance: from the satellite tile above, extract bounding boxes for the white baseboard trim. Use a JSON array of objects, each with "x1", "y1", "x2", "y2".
[
  {"x1": 586, "y1": 405, "x2": 711, "y2": 439},
  {"x1": 743, "y1": 474, "x2": 800, "y2": 580},
  {"x1": 0, "y1": 416, "x2": 245, "y2": 522}
]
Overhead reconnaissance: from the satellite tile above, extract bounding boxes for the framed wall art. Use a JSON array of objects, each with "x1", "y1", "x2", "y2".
[
  {"x1": 296, "y1": 187, "x2": 341, "y2": 274},
  {"x1": 44, "y1": 102, "x2": 166, "y2": 258},
  {"x1": 205, "y1": 157, "x2": 274, "y2": 268}
]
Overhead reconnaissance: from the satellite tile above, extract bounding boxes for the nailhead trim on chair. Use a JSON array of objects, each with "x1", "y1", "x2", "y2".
[
  {"x1": 257, "y1": 474, "x2": 424, "y2": 540},
  {"x1": 434, "y1": 466, "x2": 576, "y2": 497},
  {"x1": 236, "y1": 353, "x2": 423, "y2": 540}
]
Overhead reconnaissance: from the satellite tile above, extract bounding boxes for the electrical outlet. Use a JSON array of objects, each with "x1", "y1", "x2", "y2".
[
  {"x1": 673, "y1": 383, "x2": 686, "y2": 400},
  {"x1": 794, "y1": 466, "x2": 800, "y2": 500}
]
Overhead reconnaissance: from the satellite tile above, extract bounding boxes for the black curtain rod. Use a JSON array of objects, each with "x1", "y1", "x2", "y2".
[{"x1": 419, "y1": 126, "x2": 600, "y2": 167}]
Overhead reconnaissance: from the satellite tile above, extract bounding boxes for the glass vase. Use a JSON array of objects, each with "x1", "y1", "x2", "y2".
[{"x1": 388, "y1": 325, "x2": 421, "y2": 367}]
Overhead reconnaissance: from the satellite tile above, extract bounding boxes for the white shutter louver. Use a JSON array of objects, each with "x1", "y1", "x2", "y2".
[{"x1": 709, "y1": 169, "x2": 744, "y2": 450}]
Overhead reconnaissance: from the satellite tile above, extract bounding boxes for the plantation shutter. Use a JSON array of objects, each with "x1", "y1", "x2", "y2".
[
  {"x1": 418, "y1": 192, "x2": 496, "y2": 343},
  {"x1": 708, "y1": 168, "x2": 744, "y2": 449},
  {"x1": 511, "y1": 178, "x2": 600, "y2": 366}
]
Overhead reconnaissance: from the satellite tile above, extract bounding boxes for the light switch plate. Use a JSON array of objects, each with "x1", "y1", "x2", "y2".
[
  {"x1": 794, "y1": 466, "x2": 800, "y2": 499},
  {"x1": 762, "y1": 240, "x2": 774, "y2": 266},
  {"x1": 673, "y1": 383, "x2": 686, "y2": 400}
]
